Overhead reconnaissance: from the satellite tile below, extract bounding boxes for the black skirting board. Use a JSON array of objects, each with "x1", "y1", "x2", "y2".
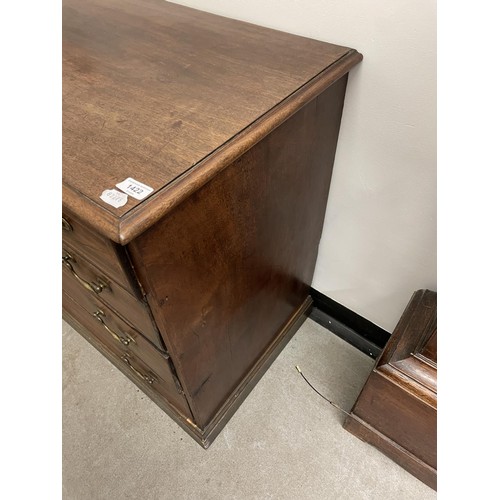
[{"x1": 309, "y1": 288, "x2": 391, "y2": 359}]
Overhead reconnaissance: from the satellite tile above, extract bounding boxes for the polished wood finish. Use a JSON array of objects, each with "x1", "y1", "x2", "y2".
[
  {"x1": 62, "y1": 212, "x2": 139, "y2": 293},
  {"x1": 63, "y1": 0, "x2": 362, "y2": 447},
  {"x1": 62, "y1": 244, "x2": 163, "y2": 349},
  {"x1": 62, "y1": 261, "x2": 164, "y2": 351},
  {"x1": 344, "y1": 289, "x2": 437, "y2": 490},
  {"x1": 129, "y1": 78, "x2": 348, "y2": 428},
  {"x1": 62, "y1": 0, "x2": 361, "y2": 243},
  {"x1": 63, "y1": 293, "x2": 193, "y2": 420},
  {"x1": 64, "y1": 300, "x2": 310, "y2": 448},
  {"x1": 198, "y1": 298, "x2": 312, "y2": 447}
]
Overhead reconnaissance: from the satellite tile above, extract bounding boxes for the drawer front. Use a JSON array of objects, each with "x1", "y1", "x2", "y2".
[
  {"x1": 63, "y1": 292, "x2": 193, "y2": 419},
  {"x1": 62, "y1": 245, "x2": 164, "y2": 350},
  {"x1": 62, "y1": 213, "x2": 138, "y2": 295}
]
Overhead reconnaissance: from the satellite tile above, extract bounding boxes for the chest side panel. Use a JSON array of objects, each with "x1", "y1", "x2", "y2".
[{"x1": 129, "y1": 78, "x2": 348, "y2": 428}]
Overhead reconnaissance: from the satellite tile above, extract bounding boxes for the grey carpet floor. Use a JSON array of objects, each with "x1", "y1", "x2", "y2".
[{"x1": 62, "y1": 318, "x2": 436, "y2": 500}]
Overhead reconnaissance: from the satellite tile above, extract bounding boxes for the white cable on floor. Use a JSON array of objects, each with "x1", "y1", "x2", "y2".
[{"x1": 295, "y1": 365, "x2": 351, "y2": 416}]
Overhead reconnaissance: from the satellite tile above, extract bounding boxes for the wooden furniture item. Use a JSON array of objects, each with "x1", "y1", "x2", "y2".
[
  {"x1": 62, "y1": 0, "x2": 362, "y2": 448},
  {"x1": 344, "y1": 289, "x2": 437, "y2": 489}
]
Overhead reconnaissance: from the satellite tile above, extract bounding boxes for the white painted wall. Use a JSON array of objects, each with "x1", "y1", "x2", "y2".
[{"x1": 169, "y1": 0, "x2": 436, "y2": 332}]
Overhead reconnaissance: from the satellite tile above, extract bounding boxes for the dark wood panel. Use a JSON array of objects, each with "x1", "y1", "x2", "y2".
[
  {"x1": 62, "y1": 211, "x2": 138, "y2": 293},
  {"x1": 344, "y1": 289, "x2": 437, "y2": 490},
  {"x1": 63, "y1": 291, "x2": 193, "y2": 418},
  {"x1": 62, "y1": 0, "x2": 361, "y2": 243},
  {"x1": 344, "y1": 415, "x2": 437, "y2": 491},
  {"x1": 129, "y1": 77, "x2": 348, "y2": 428},
  {"x1": 418, "y1": 328, "x2": 437, "y2": 364},
  {"x1": 200, "y1": 297, "x2": 312, "y2": 447},
  {"x1": 64, "y1": 307, "x2": 209, "y2": 445},
  {"x1": 379, "y1": 289, "x2": 437, "y2": 367},
  {"x1": 353, "y1": 372, "x2": 437, "y2": 468},
  {"x1": 392, "y1": 356, "x2": 437, "y2": 393},
  {"x1": 62, "y1": 243, "x2": 162, "y2": 348},
  {"x1": 377, "y1": 363, "x2": 436, "y2": 408},
  {"x1": 62, "y1": 253, "x2": 165, "y2": 351},
  {"x1": 63, "y1": 0, "x2": 351, "y2": 214}
]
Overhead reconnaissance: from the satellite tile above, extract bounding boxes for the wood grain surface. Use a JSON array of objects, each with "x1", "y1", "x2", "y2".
[
  {"x1": 62, "y1": 245, "x2": 164, "y2": 349},
  {"x1": 63, "y1": 292, "x2": 193, "y2": 419},
  {"x1": 129, "y1": 78, "x2": 349, "y2": 427},
  {"x1": 345, "y1": 290, "x2": 437, "y2": 490},
  {"x1": 62, "y1": 0, "x2": 361, "y2": 242},
  {"x1": 62, "y1": 211, "x2": 139, "y2": 291},
  {"x1": 62, "y1": 0, "x2": 363, "y2": 447}
]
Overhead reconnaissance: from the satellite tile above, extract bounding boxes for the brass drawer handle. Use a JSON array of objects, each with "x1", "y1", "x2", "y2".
[
  {"x1": 93, "y1": 309, "x2": 136, "y2": 346},
  {"x1": 62, "y1": 253, "x2": 108, "y2": 294},
  {"x1": 62, "y1": 217, "x2": 73, "y2": 232},
  {"x1": 121, "y1": 354, "x2": 156, "y2": 384}
]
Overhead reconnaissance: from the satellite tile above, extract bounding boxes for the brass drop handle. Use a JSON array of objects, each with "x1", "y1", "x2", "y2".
[
  {"x1": 62, "y1": 217, "x2": 73, "y2": 232},
  {"x1": 121, "y1": 354, "x2": 156, "y2": 384},
  {"x1": 62, "y1": 253, "x2": 107, "y2": 294},
  {"x1": 93, "y1": 310, "x2": 135, "y2": 346}
]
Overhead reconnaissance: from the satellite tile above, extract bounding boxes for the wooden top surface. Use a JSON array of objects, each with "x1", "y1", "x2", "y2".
[{"x1": 63, "y1": 0, "x2": 361, "y2": 243}]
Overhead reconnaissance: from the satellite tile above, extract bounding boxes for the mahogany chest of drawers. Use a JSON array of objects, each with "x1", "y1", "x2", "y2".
[{"x1": 62, "y1": 0, "x2": 362, "y2": 447}]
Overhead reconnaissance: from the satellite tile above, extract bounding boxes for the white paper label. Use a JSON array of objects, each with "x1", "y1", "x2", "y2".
[
  {"x1": 116, "y1": 177, "x2": 154, "y2": 200},
  {"x1": 100, "y1": 189, "x2": 128, "y2": 208}
]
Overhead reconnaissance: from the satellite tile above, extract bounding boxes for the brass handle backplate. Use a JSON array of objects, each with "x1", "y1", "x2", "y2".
[
  {"x1": 93, "y1": 310, "x2": 135, "y2": 346},
  {"x1": 121, "y1": 354, "x2": 156, "y2": 384},
  {"x1": 62, "y1": 253, "x2": 107, "y2": 294},
  {"x1": 62, "y1": 217, "x2": 73, "y2": 232}
]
